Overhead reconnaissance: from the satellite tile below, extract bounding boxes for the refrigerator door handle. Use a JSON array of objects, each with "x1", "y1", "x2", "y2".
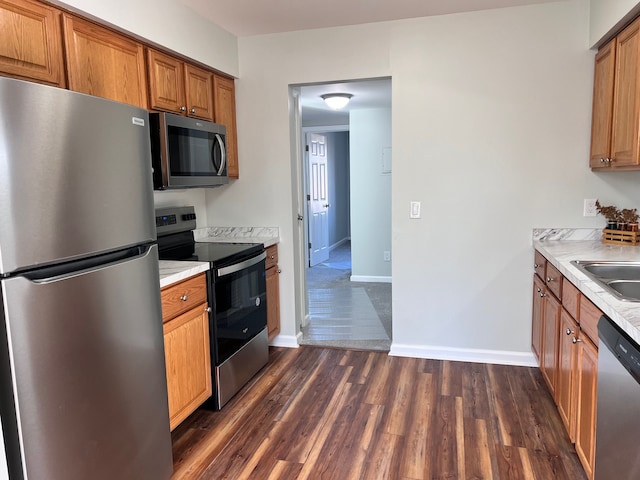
[{"x1": 22, "y1": 245, "x2": 152, "y2": 283}]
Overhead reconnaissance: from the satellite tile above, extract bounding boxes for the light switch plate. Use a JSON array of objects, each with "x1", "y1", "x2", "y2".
[{"x1": 410, "y1": 201, "x2": 421, "y2": 219}]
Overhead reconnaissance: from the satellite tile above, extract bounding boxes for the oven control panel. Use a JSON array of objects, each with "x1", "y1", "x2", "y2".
[{"x1": 155, "y1": 206, "x2": 197, "y2": 236}]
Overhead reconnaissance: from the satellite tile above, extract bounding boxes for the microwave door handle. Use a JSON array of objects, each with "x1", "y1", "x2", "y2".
[{"x1": 215, "y1": 133, "x2": 226, "y2": 175}]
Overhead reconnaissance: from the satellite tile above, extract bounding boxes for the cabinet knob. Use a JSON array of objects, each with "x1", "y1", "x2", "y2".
[
  {"x1": 546, "y1": 277, "x2": 554, "y2": 283},
  {"x1": 278, "y1": 269, "x2": 282, "y2": 274},
  {"x1": 180, "y1": 294, "x2": 188, "y2": 301},
  {"x1": 572, "y1": 337, "x2": 582, "y2": 344},
  {"x1": 565, "y1": 328, "x2": 574, "y2": 336},
  {"x1": 270, "y1": 255, "x2": 275, "y2": 259},
  {"x1": 190, "y1": 108, "x2": 196, "y2": 114},
  {"x1": 180, "y1": 106, "x2": 186, "y2": 112},
  {"x1": 534, "y1": 263, "x2": 539, "y2": 269},
  {"x1": 205, "y1": 307, "x2": 212, "y2": 313},
  {"x1": 539, "y1": 292, "x2": 546, "y2": 298},
  {"x1": 536, "y1": 287, "x2": 542, "y2": 293}
]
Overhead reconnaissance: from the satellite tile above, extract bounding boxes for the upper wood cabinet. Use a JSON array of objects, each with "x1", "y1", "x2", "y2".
[
  {"x1": 147, "y1": 48, "x2": 214, "y2": 121},
  {"x1": 0, "y1": 0, "x2": 64, "y2": 86},
  {"x1": 590, "y1": 40, "x2": 616, "y2": 168},
  {"x1": 213, "y1": 74, "x2": 239, "y2": 178},
  {"x1": 590, "y1": 16, "x2": 640, "y2": 170},
  {"x1": 62, "y1": 14, "x2": 148, "y2": 109}
]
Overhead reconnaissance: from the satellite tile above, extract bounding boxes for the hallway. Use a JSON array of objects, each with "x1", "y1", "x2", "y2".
[{"x1": 301, "y1": 241, "x2": 391, "y2": 351}]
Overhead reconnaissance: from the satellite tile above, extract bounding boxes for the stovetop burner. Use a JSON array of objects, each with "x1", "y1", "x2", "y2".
[{"x1": 155, "y1": 206, "x2": 264, "y2": 267}]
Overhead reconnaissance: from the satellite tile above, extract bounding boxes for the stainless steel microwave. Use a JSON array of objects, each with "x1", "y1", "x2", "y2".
[{"x1": 149, "y1": 112, "x2": 228, "y2": 189}]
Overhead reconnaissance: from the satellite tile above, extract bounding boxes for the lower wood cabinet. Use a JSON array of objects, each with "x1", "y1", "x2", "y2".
[
  {"x1": 265, "y1": 244, "x2": 280, "y2": 340},
  {"x1": 161, "y1": 273, "x2": 211, "y2": 431},
  {"x1": 575, "y1": 333, "x2": 598, "y2": 480},
  {"x1": 540, "y1": 291, "x2": 561, "y2": 397},
  {"x1": 532, "y1": 250, "x2": 599, "y2": 479}
]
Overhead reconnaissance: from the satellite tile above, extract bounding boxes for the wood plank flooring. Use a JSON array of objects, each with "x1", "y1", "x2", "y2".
[{"x1": 171, "y1": 347, "x2": 587, "y2": 480}]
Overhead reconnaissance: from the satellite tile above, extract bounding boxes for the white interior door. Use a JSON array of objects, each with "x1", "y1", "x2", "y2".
[{"x1": 308, "y1": 133, "x2": 330, "y2": 267}]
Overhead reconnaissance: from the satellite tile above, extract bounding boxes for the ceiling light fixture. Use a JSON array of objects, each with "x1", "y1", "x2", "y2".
[{"x1": 321, "y1": 93, "x2": 353, "y2": 110}]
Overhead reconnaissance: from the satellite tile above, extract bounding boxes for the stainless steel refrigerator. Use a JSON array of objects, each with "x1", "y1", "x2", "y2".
[{"x1": 0, "y1": 77, "x2": 173, "y2": 479}]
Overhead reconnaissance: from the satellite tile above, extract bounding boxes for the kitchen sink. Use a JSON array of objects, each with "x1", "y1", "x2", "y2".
[{"x1": 571, "y1": 260, "x2": 640, "y2": 301}]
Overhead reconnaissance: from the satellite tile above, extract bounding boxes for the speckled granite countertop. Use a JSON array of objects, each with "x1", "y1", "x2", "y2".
[
  {"x1": 158, "y1": 261, "x2": 209, "y2": 289},
  {"x1": 533, "y1": 228, "x2": 640, "y2": 345},
  {"x1": 193, "y1": 226, "x2": 279, "y2": 247}
]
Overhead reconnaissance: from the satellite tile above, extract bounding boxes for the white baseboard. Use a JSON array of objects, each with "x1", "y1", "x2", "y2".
[
  {"x1": 329, "y1": 237, "x2": 350, "y2": 251},
  {"x1": 389, "y1": 343, "x2": 538, "y2": 367},
  {"x1": 268, "y1": 334, "x2": 300, "y2": 348},
  {"x1": 350, "y1": 275, "x2": 392, "y2": 283}
]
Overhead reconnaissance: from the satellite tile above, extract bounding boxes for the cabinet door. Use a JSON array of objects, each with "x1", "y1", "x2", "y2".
[
  {"x1": 557, "y1": 309, "x2": 578, "y2": 441},
  {"x1": 0, "y1": 0, "x2": 64, "y2": 86},
  {"x1": 610, "y1": 16, "x2": 640, "y2": 168},
  {"x1": 147, "y1": 48, "x2": 185, "y2": 114},
  {"x1": 163, "y1": 304, "x2": 212, "y2": 431},
  {"x1": 63, "y1": 14, "x2": 148, "y2": 109},
  {"x1": 590, "y1": 40, "x2": 616, "y2": 168},
  {"x1": 541, "y1": 293, "x2": 560, "y2": 397},
  {"x1": 266, "y1": 265, "x2": 280, "y2": 340},
  {"x1": 575, "y1": 335, "x2": 597, "y2": 480},
  {"x1": 214, "y1": 74, "x2": 239, "y2": 178},
  {"x1": 532, "y1": 275, "x2": 545, "y2": 362},
  {"x1": 184, "y1": 63, "x2": 214, "y2": 121}
]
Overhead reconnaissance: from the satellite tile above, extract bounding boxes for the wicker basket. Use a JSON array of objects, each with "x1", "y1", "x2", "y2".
[{"x1": 602, "y1": 228, "x2": 640, "y2": 245}]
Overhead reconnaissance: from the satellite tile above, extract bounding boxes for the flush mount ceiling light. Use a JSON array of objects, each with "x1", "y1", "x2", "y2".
[{"x1": 321, "y1": 93, "x2": 353, "y2": 110}]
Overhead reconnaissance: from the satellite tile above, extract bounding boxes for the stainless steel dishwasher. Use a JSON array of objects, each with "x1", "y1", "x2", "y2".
[{"x1": 595, "y1": 315, "x2": 640, "y2": 479}]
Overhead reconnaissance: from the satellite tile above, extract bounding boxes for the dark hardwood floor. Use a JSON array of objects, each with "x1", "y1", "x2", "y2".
[{"x1": 171, "y1": 347, "x2": 587, "y2": 480}]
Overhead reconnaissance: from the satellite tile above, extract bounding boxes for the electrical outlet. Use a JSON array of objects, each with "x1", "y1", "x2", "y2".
[
  {"x1": 384, "y1": 251, "x2": 391, "y2": 262},
  {"x1": 584, "y1": 198, "x2": 597, "y2": 217},
  {"x1": 410, "y1": 201, "x2": 421, "y2": 219}
]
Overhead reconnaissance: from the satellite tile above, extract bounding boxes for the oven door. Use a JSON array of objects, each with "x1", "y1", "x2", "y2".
[{"x1": 210, "y1": 252, "x2": 267, "y2": 365}]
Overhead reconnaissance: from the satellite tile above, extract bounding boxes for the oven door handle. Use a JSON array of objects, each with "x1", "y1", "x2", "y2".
[{"x1": 216, "y1": 251, "x2": 266, "y2": 277}]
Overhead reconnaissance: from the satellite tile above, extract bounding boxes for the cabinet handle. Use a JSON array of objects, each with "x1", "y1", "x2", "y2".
[
  {"x1": 180, "y1": 294, "x2": 188, "y2": 301},
  {"x1": 180, "y1": 106, "x2": 186, "y2": 112},
  {"x1": 190, "y1": 108, "x2": 196, "y2": 114}
]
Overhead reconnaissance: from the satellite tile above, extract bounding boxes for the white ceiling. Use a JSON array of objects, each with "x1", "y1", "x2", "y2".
[{"x1": 177, "y1": 0, "x2": 561, "y2": 37}]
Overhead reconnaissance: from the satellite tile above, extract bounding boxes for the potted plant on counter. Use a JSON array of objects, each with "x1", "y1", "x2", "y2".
[{"x1": 595, "y1": 200, "x2": 620, "y2": 230}]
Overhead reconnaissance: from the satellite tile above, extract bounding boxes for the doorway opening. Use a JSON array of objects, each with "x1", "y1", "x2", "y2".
[{"x1": 293, "y1": 78, "x2": 392, "y2": 351}]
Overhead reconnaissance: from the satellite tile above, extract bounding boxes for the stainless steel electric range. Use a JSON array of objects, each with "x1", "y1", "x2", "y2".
[{"x1": 156, "y1": 206, "x2": 268, "y2": 409}]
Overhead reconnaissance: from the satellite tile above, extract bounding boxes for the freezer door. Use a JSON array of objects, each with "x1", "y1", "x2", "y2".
[
  {"x1": 0, "y1": 245, "x2": 172, "y2": 480},
  {"x1": 0, "y1": 77, "x2": 156, "y2": 274}
]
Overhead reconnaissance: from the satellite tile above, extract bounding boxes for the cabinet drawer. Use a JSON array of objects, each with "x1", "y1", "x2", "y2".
[
  {"x1": 545, "y1": 262, "x2": 562, "y2": 300},
  {"x1": 579, "y1": 295, "x2": 601, "y2": 346},
  {"x1": 161, "y1": 273, "x2": 207, "y2": 322},
  {"x1": 562, "y1": 278, "x2": 580, "y2": 320},
  {"x1": 534, "y1": 250, "x2": 547, "y2": 280},
  {"x1": 265, "y1": 244, "x2": 278, "y2": 270}
]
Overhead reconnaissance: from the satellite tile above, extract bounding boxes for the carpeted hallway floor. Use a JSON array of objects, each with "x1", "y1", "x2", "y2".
[{"x1": 301, "y1": 241, "x2": 392, "y2": 351}]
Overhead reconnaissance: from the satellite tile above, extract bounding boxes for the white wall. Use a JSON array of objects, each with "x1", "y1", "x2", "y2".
[
  {"x1": 51, "y1": 0, "x2": 239, "y2": 77},
  {"x1": 349, "y1": 108, "x2": 392, "y2": 280},
  {"x1": 326, "y1": 131, "x2": 350, "y2": 246},
  {"x1": 590, "y1": 0, "x2": 640, "y2": 46},
  {"x1": 204, "y1": 0, "x2": 640, "y2": 362}
]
